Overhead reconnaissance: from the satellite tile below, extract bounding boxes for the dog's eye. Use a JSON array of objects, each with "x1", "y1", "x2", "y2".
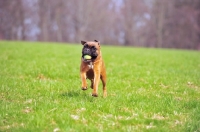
[
  {"x1": 84, "y1": 44, "x2": 88, "y2": 47},
  {"x1": 92, "y1": 46, "x2": 96, "y2": 50}
]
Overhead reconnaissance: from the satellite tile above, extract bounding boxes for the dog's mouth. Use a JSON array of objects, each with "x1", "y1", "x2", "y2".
[{"x1": 82, "y1": 54, "x2": 97, "y2": 62}]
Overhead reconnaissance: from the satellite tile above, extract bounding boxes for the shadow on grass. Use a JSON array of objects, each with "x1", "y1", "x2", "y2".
[
  {"x1": 61, "y1": 89, "x2": 92, "y2": 98},
  {"x1": 61, "y1": 90, "x2": 81, "y2": 97},
  {"x1": 60, "y1": 89, "x2": 98, "y2": 102}
]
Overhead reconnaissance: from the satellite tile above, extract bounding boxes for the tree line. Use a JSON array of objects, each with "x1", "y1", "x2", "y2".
[{"x1": 0, "y1": 0, "x2": 200, "y2": 50}]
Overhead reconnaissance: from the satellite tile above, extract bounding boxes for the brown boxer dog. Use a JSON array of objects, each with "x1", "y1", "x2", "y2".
[{"x1": 80, "y1": 40, "x2": 107, "y2": 97}]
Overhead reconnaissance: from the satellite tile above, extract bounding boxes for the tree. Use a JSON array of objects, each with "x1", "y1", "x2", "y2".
[
  {"x1": 121, "y1": 0, "x2": 148, "y2": 46},
  {"x1": 0, "y1": 0, "x2": 199, "y2": 49},
  {"x1": 0, "y1": 0, "x2": 25, "y2": 40}
]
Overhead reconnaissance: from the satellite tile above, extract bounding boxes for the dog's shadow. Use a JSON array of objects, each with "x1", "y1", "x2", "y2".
[
  {"x1": 61, "y1": 90, "x2": 81, "y2": 97},
  {"x1": 60, "y1": 89, "x2": 99, "y2": 102},
  {"x1": 61, "y1": 89, "x2": 91, "y2": 98}
]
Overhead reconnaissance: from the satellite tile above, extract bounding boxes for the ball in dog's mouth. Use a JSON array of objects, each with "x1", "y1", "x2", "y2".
[{"x1": 84, "y1": 55, "x2": 92, "y2": 60}]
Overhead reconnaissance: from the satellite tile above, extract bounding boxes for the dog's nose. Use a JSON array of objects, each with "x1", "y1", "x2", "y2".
[{"x1": 86, "y1": 48, "x2": 90, "y2": 52}]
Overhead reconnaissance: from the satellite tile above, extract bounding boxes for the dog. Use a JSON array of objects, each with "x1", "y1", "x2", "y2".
[{"x1": 80, "y1": 40, "x2": 107, "y2": 97}]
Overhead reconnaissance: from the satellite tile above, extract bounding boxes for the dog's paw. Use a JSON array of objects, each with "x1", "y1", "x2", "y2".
[
  {"x1": 92, "y1": 93, "x2": 98, "y2": 97},
  {"x1": 103, "y1": 92, "x2": 107, "y2": 98},
  {"x1": 81, "y1": 87, "x2": 87, "y2": 90},
  {"x1": 90, "y1": 85, "x2": 93, "y2": 89}
]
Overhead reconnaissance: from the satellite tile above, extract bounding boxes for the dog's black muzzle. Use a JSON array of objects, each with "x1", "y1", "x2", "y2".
[{"x1": 82, "y1": 47, "x2": 98, "y2": 62}]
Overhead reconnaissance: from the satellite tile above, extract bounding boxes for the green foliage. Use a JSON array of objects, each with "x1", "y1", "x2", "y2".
[{"x1": 0, "y1": 41, "x2": 200, "y2": 132}]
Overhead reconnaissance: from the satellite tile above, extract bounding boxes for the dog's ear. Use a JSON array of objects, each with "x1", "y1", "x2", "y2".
[
  {"x1": 94, "y1": 40, "x2": 100, "y2": 45},
  {"x1": 81, "y1": 40, "x2": 87, "y2": 45}
]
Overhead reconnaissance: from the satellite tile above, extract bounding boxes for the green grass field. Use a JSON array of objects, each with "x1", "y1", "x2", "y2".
[{"x1": 0, "y1": 41, "x2": 200, "y2": 132}]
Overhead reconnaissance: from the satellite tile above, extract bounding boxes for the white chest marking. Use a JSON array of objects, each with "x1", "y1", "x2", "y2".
[{"x1": 88, "y1": 62, "x2": 93, "y2": 69}]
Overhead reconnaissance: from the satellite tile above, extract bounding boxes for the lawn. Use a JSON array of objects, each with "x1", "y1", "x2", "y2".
[{"x1": 0, "y1": 41, "x2": 200, "y2": 132}]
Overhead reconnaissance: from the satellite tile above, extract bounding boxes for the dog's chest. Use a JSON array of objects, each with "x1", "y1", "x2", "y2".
[
  {"x1": 88, "y1": 62, "x2": 93, "y2": 69},
  {"x1": 86, "y1": 69, "x2": 94, "y2": 79}
]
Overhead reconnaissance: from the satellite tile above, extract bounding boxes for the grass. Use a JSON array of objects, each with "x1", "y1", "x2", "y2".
[{"x1": 0, "y1": 41, "x2": 200, "y2": 132}]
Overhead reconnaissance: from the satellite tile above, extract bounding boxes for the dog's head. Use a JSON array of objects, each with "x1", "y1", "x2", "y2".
[{"x1": 81, "y1": 40, "x2": 101, "y2": 62}]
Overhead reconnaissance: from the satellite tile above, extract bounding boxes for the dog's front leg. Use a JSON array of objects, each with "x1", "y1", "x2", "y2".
[
  {"x1": 92, "y1": 70, "x2": 100, "y2": 97},
  {"x1": 80, "y1": 72, "x2": 87, "y2": 90}
]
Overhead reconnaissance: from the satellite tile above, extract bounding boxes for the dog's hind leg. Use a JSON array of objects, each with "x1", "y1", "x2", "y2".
[{"x1": 90, "y1": 79, "x2": 94, "y2": 89}]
